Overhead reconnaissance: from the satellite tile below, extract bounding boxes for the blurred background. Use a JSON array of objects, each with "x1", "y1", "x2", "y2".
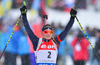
[{"x1": 0, "y1": 0, "x2": 100, "y2": 65}]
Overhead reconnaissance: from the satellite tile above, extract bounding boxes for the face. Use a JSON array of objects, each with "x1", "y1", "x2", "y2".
[
  {"x1": 96, "y1": 32, "x2": 100, "y2": 38},
  {"x1": 42, "y1": 29, "x2": 53, "y2": 40}
]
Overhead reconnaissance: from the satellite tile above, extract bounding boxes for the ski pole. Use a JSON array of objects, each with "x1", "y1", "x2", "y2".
[
  {"x1": 74, "y1": 9, "x2": 100, "y2": 60},
  {"x1": 75, "y1": 16, "x2": 94, "y2": 49},
  {"x1": 71, "y1": 5, "x2": 94, "y2": 49},
  {"x1": 43, "y1": 15, "x2": 48, "y2": 24},
  {"x1": 0, "y1": 15, "x2": 21, "y2": 59},
  {"x1": 0, "y1": 1, "x2": 26, "y2": 59}
]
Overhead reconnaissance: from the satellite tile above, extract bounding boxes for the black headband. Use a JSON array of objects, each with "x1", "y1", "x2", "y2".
[{"x1": 42, "y1": 24, "x2": 52, "y2": 31}]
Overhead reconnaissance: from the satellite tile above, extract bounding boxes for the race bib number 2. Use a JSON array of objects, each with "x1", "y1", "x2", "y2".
[{"x1": 36, "y1": 50, "x2": 57, "y2": 63}]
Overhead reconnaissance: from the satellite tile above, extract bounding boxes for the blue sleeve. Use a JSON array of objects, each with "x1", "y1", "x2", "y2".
[
  {"x1": 55, "y1": 17, "x2": 75, "y2": 45},
  {"x1": 22, "y1": 16, "x2": 39, "y2": 51}
]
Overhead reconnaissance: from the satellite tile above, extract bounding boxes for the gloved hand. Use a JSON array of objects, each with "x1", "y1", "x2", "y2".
[
  {"x1": 70, "y1": 9, "x2": 77, "y2": 17},
  {"x1": 20, "y1": 6, "x2": 27, "y2": 16}
]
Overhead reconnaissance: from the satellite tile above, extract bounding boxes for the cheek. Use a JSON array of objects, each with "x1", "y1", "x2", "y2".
[
  {"x1": 48, "y1": 34, "x2": 53, "y2": 38},
  {"x1": 41, "y1": 33, "x2": 43, "y2": 36},
  {"x1": 42, "y1": 33, "x2": 48, "y2": 37},
  {"x1": 42, "y1": 33, "x2": 45, "y2": 37},
  {"x1": 50, "y1": 34, "x2": 53, "y2": 37}
]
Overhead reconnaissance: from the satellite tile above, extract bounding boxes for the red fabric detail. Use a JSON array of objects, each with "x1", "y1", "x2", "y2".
[
  {"x1": 64, "y1": 7, "x2": 71, "y2": 12},
  {"x1": 57, "y1": 35, "x2": 62, "y2": 42},
  {"x1": 32, "y1": 24, "x2": 42, "y2": 38},
  {"x1": 40, "y1": 0, "x2": 46, "y2": 15},
  {"x1": 71, "y1": 37, "x2": 89, "y2": 61},
  {"x1": 40, "y1": 0, "x2": 47, "y2": 25},
  {"x1": 28, "y1": 23, "x2": 43, "y2": 53},
  {"x1": 27, "y1": 37, "x2": 34, "y2": 53},
  {"x1": 0, "y1": 24, "x2": 2, "y2": 30},
  {"x1": 13, "y1": 25, "x2": 20, "y2": 31},
  {"x1": 91, "y1": 0, "x2": 97, "y2": 5},
  {"x1": 37, "y1": 40, "x2": 56, "y2": 51}
]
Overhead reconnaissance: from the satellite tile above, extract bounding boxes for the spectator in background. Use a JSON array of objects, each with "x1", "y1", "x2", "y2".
[
  {"x1": 85, "y1": 26, "x2": 91, "y2": 37},
  {"x1": 71, "y1": 30, "x2": 89, "y2": 65},
  {"x1": 46, "y1": 0, "x2": 54, "y2": 7},
  {"x1": 12, "y1": 0, "x2": 33, "y2": 9},
  {"x1": 0, "y1": 18, "x2": 3, "y2": 65},
  {"x1": 24, "y1": 0, "x2": 33, "y2": 9},
  {"x1": 91, "y1": 27, "x2": 97, "y2": 37},
  {"x1": 93, "y1": 29, "x2": 100, "y2": 65},
  {"x1": 18, "y1": 26, "x2": 31, "y2": 65},
  {"x1": 52, "y1": 0, "x2": 65, "y2": 11},
  {"x1": 91, "y1": 0, "x2": 97, "y2": 5},
  {"x1": 0, "y1": 18, "x2": 3, "y2": 51},
  {"x1": 84, "y1": 26, "x2": 94, "y2": 65},
  {"x1": 9, "y1": 24, "x2": 22, "y2": 65},
  {"x1": 55, "y1": 23, "x2": 66, "y2": 65},
  {"x1": 0, "y1": 19, "x2": 3, "y2": 31},
  {"x1": 64, "y1": 0, "x2": 75, "y2": 12},
  {"x1": 55, "y1": 23, "x2": 73, "y2": 65},
  {"x1": 1, "y1": 25, "x2": 13, "y2": 65},
  {"x1": 51, "y1": 22, "x2": 57, "y2": 31},
  {"x1": 12, "y1": 0, "x2": 23, "y2": 8},
  {"x1": 85, "y1": 26, "x2": 95, "y2": 65},
  {"x1": 75, "y1": 0, "x2": 87, "y2": 9},
  {"x1": 90, "y1": 0, "x2": 100, "y2": 11}
]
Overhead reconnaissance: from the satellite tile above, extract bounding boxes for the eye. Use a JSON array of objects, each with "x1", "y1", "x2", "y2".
[
  {"x1": 50, "y1": 31, "x2": 53, "y2": 34},
  {"x1": 44, "y1": 31, "x2": 48, "y2": 34}
]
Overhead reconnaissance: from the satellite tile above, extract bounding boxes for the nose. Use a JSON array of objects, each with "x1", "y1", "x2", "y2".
[{"x1": 47, "y1": 33, "x2": 51, "y2": 35}]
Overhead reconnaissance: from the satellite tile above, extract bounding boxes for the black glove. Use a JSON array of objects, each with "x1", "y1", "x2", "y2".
[
  {"x1": 43, "y1": 15, "x2": 48, "y2": 19},
  {"x1": 20, "y1": 6, "x2": 27, "y2": 16},
  {"x1": 70, "y1": 9, "x2": 77, "y2": 17}
]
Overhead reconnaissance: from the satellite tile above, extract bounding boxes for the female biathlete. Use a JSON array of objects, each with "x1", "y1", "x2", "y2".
[{"x1": 20, "y1": 5, "x2": 77, "y2": 65}]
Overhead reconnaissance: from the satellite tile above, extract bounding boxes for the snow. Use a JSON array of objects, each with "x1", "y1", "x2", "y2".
[{"x1": 46, "y1": 6, "x2": 100, "y2": 29}]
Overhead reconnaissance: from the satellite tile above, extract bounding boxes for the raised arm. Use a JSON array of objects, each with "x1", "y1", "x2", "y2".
[
  {"x1": 20, "y1": 6, "x2": 39, "y2": 50},
  {"x1": 55, "y1": 9, "x2": 77, "y2": 44}
]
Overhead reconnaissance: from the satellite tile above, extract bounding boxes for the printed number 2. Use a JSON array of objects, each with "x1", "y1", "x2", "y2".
[{"x1": 48, "y1": 51, "x2": 51, "y2": 58}]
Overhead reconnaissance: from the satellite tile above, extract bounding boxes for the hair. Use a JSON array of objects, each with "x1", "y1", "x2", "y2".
[{"x1": 51, "y1": 38, "x2": 59, "y2": 48}]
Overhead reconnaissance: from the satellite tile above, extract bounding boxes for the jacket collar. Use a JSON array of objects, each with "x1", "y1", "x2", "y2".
[{"x1": 42, "y1": 38, "x2": 51, "y2": 42}]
